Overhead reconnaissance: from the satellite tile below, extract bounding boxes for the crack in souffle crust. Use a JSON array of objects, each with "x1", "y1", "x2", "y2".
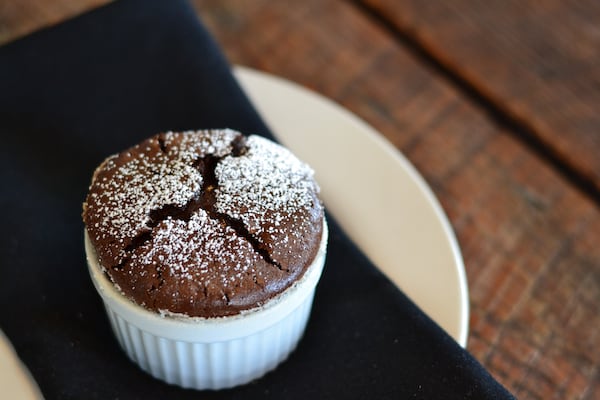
[{"x1": 82, "y1": 129, "x2": 324, "y2": 317}]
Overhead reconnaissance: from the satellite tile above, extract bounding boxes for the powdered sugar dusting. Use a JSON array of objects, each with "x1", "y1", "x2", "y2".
[
  {"x1": 162, "y1": 129, "x2": 238, "y2": 163},
  {"x1": 133, "y1": 211, "x2": 262, "y2": 285},
  {"x1": 84, "y1": 130, "x2": 238, "y2": 263},
  {"x1": 86, "y1": 148, "x2": 201, "y2": 261},
  {"x1": 215, "y1": 135, "x2": 320, "y2": 255}
]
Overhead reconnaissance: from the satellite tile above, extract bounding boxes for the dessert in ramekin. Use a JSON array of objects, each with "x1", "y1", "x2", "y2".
[{"x1": 83, "y1": 129, "x2": 326, "y2": 390}]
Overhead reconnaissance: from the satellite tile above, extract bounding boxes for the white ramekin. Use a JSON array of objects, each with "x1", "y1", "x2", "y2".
[{"x1": 85, "y1": 219, "x2": 327, "y2": 390}]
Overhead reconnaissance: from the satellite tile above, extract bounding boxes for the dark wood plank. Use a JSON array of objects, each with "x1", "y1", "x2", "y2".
[
  {"x1": 0, "y1": 0, "x2": 111, "y2": 45},
  {"x1": 193, "y1": 1, "x2": 600, "y2": 398},
  {"x1": 360, "y1": 0, "x2": 600, "y2": 196}
]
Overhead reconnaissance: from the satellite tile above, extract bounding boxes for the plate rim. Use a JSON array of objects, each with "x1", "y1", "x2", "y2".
[{"x1": 234, "y1": 65, "x2": 469, "y2": 347}]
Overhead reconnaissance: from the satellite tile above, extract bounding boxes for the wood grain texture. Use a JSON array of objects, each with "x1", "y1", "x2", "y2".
[
  {"x1": 360, "y1": 0, "x2": 600, "y2": 195},
  {"x1": 192, "y1": 1, "x2": 600, "y2": 398}
]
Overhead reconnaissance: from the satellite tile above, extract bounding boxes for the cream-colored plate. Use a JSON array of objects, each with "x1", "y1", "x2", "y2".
[
  {"x1": 0, "y1": 66, "x2": 470, "y2": 399},
  {"x1": 234, "y1": 66, "x2": 469, "y2": 346}
]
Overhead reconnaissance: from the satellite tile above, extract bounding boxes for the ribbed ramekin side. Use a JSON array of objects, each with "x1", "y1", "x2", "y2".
[{"x1": 101, "y1": 287, "x2": 315, "y2": 390}]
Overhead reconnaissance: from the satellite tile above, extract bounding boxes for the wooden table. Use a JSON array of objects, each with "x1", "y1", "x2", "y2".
[{"x1": 2, "y1": 1, "x2": 599, "y2": 398}]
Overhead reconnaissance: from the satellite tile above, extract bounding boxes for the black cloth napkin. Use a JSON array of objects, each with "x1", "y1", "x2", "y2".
[{"x1": 0, "y1": 0, "x2": 514, "y2": 398}]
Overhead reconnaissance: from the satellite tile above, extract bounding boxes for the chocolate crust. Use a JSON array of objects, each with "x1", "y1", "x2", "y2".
[{"x1": 83, "y1": 129, "x2": 323, "y2": 317}]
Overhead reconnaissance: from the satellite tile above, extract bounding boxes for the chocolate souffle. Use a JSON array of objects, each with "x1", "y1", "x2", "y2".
[{"x1": 83, "y1": 129, "x2": 324, "y2": 317}]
